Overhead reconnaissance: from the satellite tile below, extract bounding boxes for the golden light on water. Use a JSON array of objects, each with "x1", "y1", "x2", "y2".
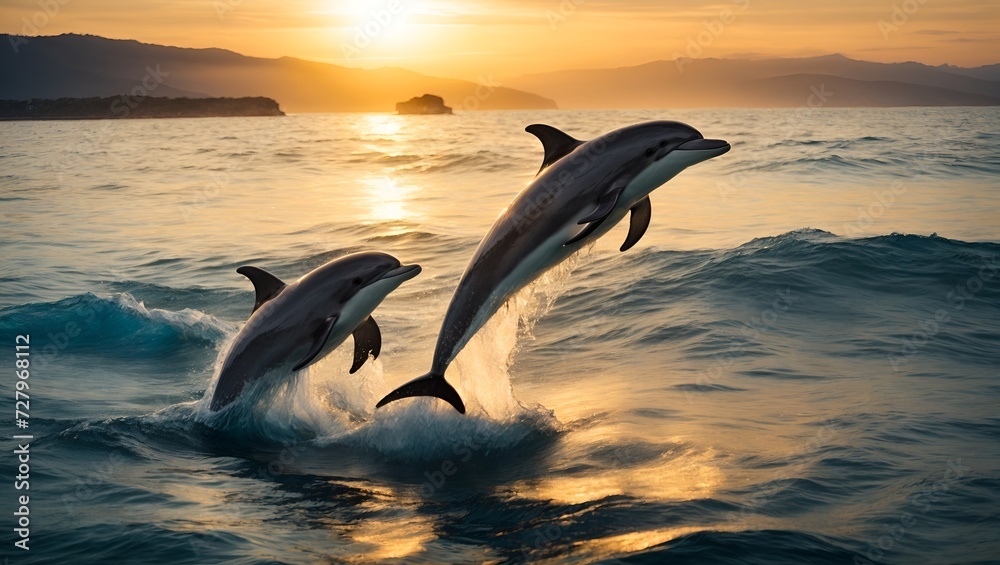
[
  {"x1": 529, "y1": 526, "x2": 732, "y2": 564},
  {"x1": 509, "y1": 445, "x2": 723, "y2": 506},
  {"x1": 347, "y1": 515, "x2": 437, "y2": 561},
  {"x1": 358, "y1": 114, "x2": 405, "y2": 138},
  {"x1": 360, "y1": 176, "x2": 419, "y2": 222}
]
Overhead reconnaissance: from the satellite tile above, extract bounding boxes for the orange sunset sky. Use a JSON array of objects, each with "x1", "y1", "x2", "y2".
[{"x1": 3, "y1": 0, "x2": 999, "y2": 80}]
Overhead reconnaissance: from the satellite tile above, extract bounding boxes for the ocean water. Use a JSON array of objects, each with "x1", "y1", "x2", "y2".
[{"x1": 1, "y1": 107, "x2": 999, "y2": 564}]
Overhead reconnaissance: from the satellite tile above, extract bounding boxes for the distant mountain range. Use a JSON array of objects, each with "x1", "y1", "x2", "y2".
[
  {"x1": 0, "y1": 34, "x2": 555, "y2": 112},
  {"x1": 504, "y1": 54, "x2": 1000, "y2": 108},
  {"x1": 2, "y1": 34, "x2": 998, "y2": 110}
]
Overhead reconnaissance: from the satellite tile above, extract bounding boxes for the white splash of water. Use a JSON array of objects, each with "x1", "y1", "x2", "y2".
[{"x1": 190, "y1": 244, "x2": 595, "y2": 455}]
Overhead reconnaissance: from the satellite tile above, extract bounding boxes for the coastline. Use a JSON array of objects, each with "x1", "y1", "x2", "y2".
[{"x1": 0, "y1": 96, "x2": 285, "y2": 120}]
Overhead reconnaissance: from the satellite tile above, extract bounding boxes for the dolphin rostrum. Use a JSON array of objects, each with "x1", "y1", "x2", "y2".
[
  {"x1": 210, "y1": 252, "x2": 421, "y2": 411},
  {"x1": 376, "y1": 120, "x2": 730, "y2": 414}
]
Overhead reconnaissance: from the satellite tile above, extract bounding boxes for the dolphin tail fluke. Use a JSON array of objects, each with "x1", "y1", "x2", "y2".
[{"x1": 375, "y1": 373, "x2": 466, "y2": 414}]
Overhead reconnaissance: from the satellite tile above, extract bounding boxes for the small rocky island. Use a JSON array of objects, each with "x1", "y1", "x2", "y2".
[
  {"x1": 0, "y1": 96, "x2": 285, "y2": 120},
  {"x1": 395, "y1": 94, "x2": 453, "y2": 115}
]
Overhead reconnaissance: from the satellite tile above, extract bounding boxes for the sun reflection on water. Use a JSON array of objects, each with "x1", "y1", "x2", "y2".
[
  {"x1": 509, "y1": 444, "x2": 723, "y2": 505},
  {"x1": 358, "y1": 114, "x2": 405, "y2": 138},
  {"x1": 359, "y1": 176, "x2": 420, "y2": 222}
]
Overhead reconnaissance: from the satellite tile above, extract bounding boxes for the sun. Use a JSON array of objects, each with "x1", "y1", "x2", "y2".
[{"x1": 335, "y1": 0, "x2": 422, "y2": 57}]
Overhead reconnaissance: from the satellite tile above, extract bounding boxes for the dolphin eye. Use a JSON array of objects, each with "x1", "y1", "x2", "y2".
[
  {"x1": 644, "y1": 148, "x2": 655, "y2": 157},
  {"x1": 352, "y1": 277, "x2": 363, "y2": 286},
  {"x1": 659, "y1": 140, "x2": 668, "y2": 148}
]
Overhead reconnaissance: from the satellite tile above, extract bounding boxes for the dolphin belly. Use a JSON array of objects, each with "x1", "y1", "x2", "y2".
[{"x1": 433, "y1": 204, "x2": 628, "y2": 370}]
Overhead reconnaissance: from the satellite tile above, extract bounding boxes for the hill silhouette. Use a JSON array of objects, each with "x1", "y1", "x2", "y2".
[
  {"x1": 4, "y1": 35, "x2": 998, "y2": 110},
  {"x1": 0, "y1": 34, "x2": 556, "y2": 112},
  {"x1": 504, "y1": 54, "x2": 1000, "y2": 108}
]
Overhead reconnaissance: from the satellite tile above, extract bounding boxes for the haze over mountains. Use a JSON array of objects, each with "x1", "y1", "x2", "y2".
[
  {"x1": 505, "y1": 55, "x2": 1000, "y2": 108},
  {"x1": 0, "y1": 34, "x2": 554, "y2": 112},
  {"x1": 3, "y1": 34, "x2": 999, "y2": 111}
]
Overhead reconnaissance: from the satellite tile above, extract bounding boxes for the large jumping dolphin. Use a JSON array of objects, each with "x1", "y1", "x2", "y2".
[
  {"x1": 210, "y1": 252, "x2": 421, "y2": 411},
  {"x1": 376, "y1": 120, "x2": 730, "y2": 414}
]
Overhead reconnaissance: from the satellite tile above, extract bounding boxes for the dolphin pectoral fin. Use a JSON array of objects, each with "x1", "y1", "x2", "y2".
[
  {"x1": 292, "y1": 315, "x2": 338, "y2": 372},
  {"x1": 620, "y1": 197, "x2": 652, "y2": 252},
  {"x1": 565, "y1": 186, "x2": 625, "y2": 246},
  {"x1": 237, "y1": 266, "x2": 287, "y2": 313},
  {"x1": 565, "y1": 219, "x2": 605, "y2": 247},
  {"x1": 526, "y1": 124, "x2": 583, "y2": 175},
  {"x1": 578, "y1": 186, "x2": 624, "y2": 224},
  {"x1": 375, "y1": 373, "x2": 466, "y2": 414},
  {"x1": 349, "y1": 316, "x2": 381, "y2": 374}
]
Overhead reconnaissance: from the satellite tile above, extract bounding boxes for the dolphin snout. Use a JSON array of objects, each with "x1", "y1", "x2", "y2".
[
  {"x1": 381, "y1": 264, "x2": 422, "y2": 281},
  {"x1": 676, "y1": 138, "x2": 731, "y2": 154}
]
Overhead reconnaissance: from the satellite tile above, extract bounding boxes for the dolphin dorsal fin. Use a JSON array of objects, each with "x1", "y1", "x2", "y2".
[
  {"x1": 526, "y1": 124, "x2": 583, "y2": 175},
  {"x1": 236, "y1": 266, "x2": 287, "y2": 313}
]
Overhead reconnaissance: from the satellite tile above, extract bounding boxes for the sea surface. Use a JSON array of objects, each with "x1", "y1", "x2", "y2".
[{"x1": 1, "y1": 108, "x2": 999, "y2": 564}]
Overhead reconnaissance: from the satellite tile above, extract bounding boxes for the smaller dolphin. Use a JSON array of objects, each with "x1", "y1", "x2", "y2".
[{"x1": 210, "y1": 252, "x2": 421, "y2": 411}]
